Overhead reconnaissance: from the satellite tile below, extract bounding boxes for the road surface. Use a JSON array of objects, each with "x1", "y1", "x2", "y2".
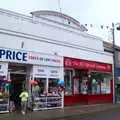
[{"x1": 58, "y1": 107, "x2": 120, "y2": 120}]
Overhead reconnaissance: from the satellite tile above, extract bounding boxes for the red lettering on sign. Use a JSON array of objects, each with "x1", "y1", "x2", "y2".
[
  {"x1": 52, "y1": 59, "x2": 61, "y2": 63},
  {"x1": 38, "y1": 69, "x2": 44, "y2": 72},
  {"x1": 64, "y1": 57, "x2": 112, "y2": 72}
]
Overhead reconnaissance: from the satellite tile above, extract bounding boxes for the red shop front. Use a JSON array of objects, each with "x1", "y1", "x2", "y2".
[{"x1": 64, "y1": 57, "x2": 113, "y2": 106}]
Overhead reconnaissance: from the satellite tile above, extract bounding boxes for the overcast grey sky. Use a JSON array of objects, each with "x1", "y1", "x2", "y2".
[{"x1": 1, "y1": 0, "x2": 120, "y2": 45}]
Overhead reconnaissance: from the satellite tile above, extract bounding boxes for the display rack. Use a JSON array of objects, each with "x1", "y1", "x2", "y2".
[
  {"x1": 33, "y1": 96, "x2": 62, "y2": 111},
  {"x1": 31, "y1": 65, "x2": 64, "y2": 111},
  {"x1": 0, "y1": 99, "x2": 9, "y2": 113}
]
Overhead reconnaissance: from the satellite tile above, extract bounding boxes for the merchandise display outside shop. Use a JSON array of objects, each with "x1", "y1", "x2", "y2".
[
  {"x1": 30, "y1": 66, "x2": 64, "y2": 110},
  {"x1": 0, "y1": 62, "x2": 10, "y2": 113}
]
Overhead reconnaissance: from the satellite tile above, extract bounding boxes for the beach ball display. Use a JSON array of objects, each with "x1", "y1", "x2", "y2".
[
  {"x1": 4, "y1": 83, "x2": 10, "y2": 88},
  {"x1": 57, "y1": 80, "x2": 64, "y2": 85}
]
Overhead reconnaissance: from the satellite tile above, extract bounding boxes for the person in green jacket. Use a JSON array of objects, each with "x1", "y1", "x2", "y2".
[{"x1": 19, "y1": 88, "x2": 29, "y2": 115}]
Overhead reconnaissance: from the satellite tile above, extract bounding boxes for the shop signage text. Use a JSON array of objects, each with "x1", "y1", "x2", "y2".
[
  {"x1": 0, "y1": 49, "x2": 27, "y2": 61},
  {"x1": 33, "y1": 66, "x2": 47, "y2": 78},
  {"x1": 48, "y1": 68, "x2": 60, "y2": 78},
  {"x1": 33, "y1": 66, "x2": 61, "y2": 78},
  {"x1": 64, "y1": 57, "x2": 112, "y2": 72},
  {"x1": 0, "y1": 48, "x2": 63, "y2": 67}
]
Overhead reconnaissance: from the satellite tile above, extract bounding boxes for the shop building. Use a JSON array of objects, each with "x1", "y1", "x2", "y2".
[
  {"x1": 0, "y1": 47, "x2": 63, "y2": 112},
  {"x1": 0, "y1": 8, "x2": 113, "y2": 111},
  {"x1": 64, "y1": 42, "x2": 113, "y2": 105},
  {"x1": 64, "y1": 57, "x2": 113, "y2": 105}
]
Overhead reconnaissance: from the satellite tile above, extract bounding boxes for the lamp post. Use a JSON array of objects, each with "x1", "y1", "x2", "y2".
[{"x1": 112, "y1": 23, "x2": 116, "y2": 104}]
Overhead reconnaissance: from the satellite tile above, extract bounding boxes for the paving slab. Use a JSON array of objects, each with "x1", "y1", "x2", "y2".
[{"x1": 0, "y1": 103, "x2": 120, "y2": 120}]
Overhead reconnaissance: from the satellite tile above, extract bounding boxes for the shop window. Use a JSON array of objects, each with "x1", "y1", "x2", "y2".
[
  {"x1": 73, "y1": 77, "x2": 79, "y2": 94},
  {"x1": 80, "y1": 76, "x2": 88, "y2": 94},
  {"x1": 48, "y1": 78, "x2": 59, "y2": 94},
  {"x1": 31, "y1": 66, "x2": 63, "y2": 110},
  {"x1": 64, "y1": 70, "x2": 73, "y2": 95},
  {"x1": 79, "y1": 70, "x2": 88, "y2": 94},
  {"x1": 73, "y1": 69, "x2": 81, "y2": 94},
  {"x1": 90, "y1": 72, "x2": 101, "y2": 94},
  {"x1": 101, "y1": 73, "x2": 112, "y2": 94},
  {"x1": 89, "y1": 72, "x2": 112, "y2": 94},
  {"x1": 34, "y1": 78, "x2": 47, "y2": 95},
  {"x1": 64, "y1": 68, "x2": 112, "y2": 95},
  {"x1": 64, "y1": 69, "x2": 88, "y2": 95}
]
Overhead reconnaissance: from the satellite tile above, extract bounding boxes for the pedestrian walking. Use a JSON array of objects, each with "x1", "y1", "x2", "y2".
[{"x1": 19, "y1": 88, "x2": 29, "y2": 115}]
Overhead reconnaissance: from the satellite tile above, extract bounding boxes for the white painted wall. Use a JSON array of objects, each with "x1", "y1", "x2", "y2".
[
  {"x1": 0, "y1": 10, "x2": 103, "y2": 52},
  {"x1": 0, "y1": 33, "x2": 113, "y2": 64},
  {"x1": 0, "y1": 9, "x2": 113, "y2": 64},
  {"x1": 37, "y1": 15, "x2": 80, "y2": 29}
]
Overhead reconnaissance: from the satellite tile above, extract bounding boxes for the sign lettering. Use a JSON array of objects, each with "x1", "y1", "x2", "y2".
[
  {"x1": 64, "y1": 57, "x2": 112, "y2": 72},
  {"x1": 0, "y1": 49, "x2": 27, "y2": 61},
  {"x1": 0, "y1": 48, "x2": 63, "y2": 66}
]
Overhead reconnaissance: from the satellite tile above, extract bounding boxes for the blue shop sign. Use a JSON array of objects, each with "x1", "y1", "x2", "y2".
[
  {"x1": 116, "y1": 68, "x2": 120, "y2": 76},
  {"x1": 0, "y1": 48, "x2": 63, "y2": 66},
  {"x1": 0, "y1": 49, "x2": 28, "y2": 62}
]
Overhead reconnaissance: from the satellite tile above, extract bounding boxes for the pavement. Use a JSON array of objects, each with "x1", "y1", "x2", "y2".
[{"x1": 1, "y1": 103, "x2": 120, "y2": 120}]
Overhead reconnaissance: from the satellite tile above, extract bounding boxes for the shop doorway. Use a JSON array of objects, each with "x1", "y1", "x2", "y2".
[
  {"x1": 8, "y1": 64, "x2": 28, "y2": 111},
  {"x1": 10, "y1": 74, "x2": 26, "y2": 110}
]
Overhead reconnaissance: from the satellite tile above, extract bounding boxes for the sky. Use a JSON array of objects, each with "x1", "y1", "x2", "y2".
[{"x1": 1, "y1": 0, "x2": 120, "y2": 45}]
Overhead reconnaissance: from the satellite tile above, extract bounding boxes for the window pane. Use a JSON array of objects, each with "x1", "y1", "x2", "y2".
[
  {"x1": 35, "y1": 78, "x2": 47, "y2": 95},
  {"x1": 74, "y1": 78, "x2": 79, "y2": 94},
  {"x1": 91, "y1": 72, "x2": 101, "y2": 94},
  {"x1": 81, "y1": 76, "x2": 88, "y2": 94},
  {"x1": 64, "y1": 70, "x2": 72, "y2": 95},
  {"x1": 101, "y1": 73, "x2": 112, "y2": 94},
  {"x1": 80, "y1": 71, "x2": 88, "y2": 94},
  {"x1": 48, "y1": 78, "x2": 59, "y2": 94}
]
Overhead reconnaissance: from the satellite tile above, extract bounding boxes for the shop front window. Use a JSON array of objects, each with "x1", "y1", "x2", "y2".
[
  {"x1": 34, "y1": 78, "x2": 47, "y2": 95},
  {"x1": 48, "y1": 78, "x2": 59, "y2": 94},
  {"x1": 89, "y1": 72, "x2": 112, "y2": 94},
  {"x1": 64, "y1": 68, "x2": 112, "y2": 95},
  {"x1": 90, "y1": 72, "x2": 101, "y2": 94},
  {"x1": 64, "y1": 70, "x2": 73, "y2": 95},
  {"x1": 80, "y1": 76, "x2": 88, "y2": 94},
  {"x1": 73, "y1": 77, "x2": 79, "y2": 94},
  {"x1": 101, "y1": 73, "x2": 112, "y2": 94}
]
